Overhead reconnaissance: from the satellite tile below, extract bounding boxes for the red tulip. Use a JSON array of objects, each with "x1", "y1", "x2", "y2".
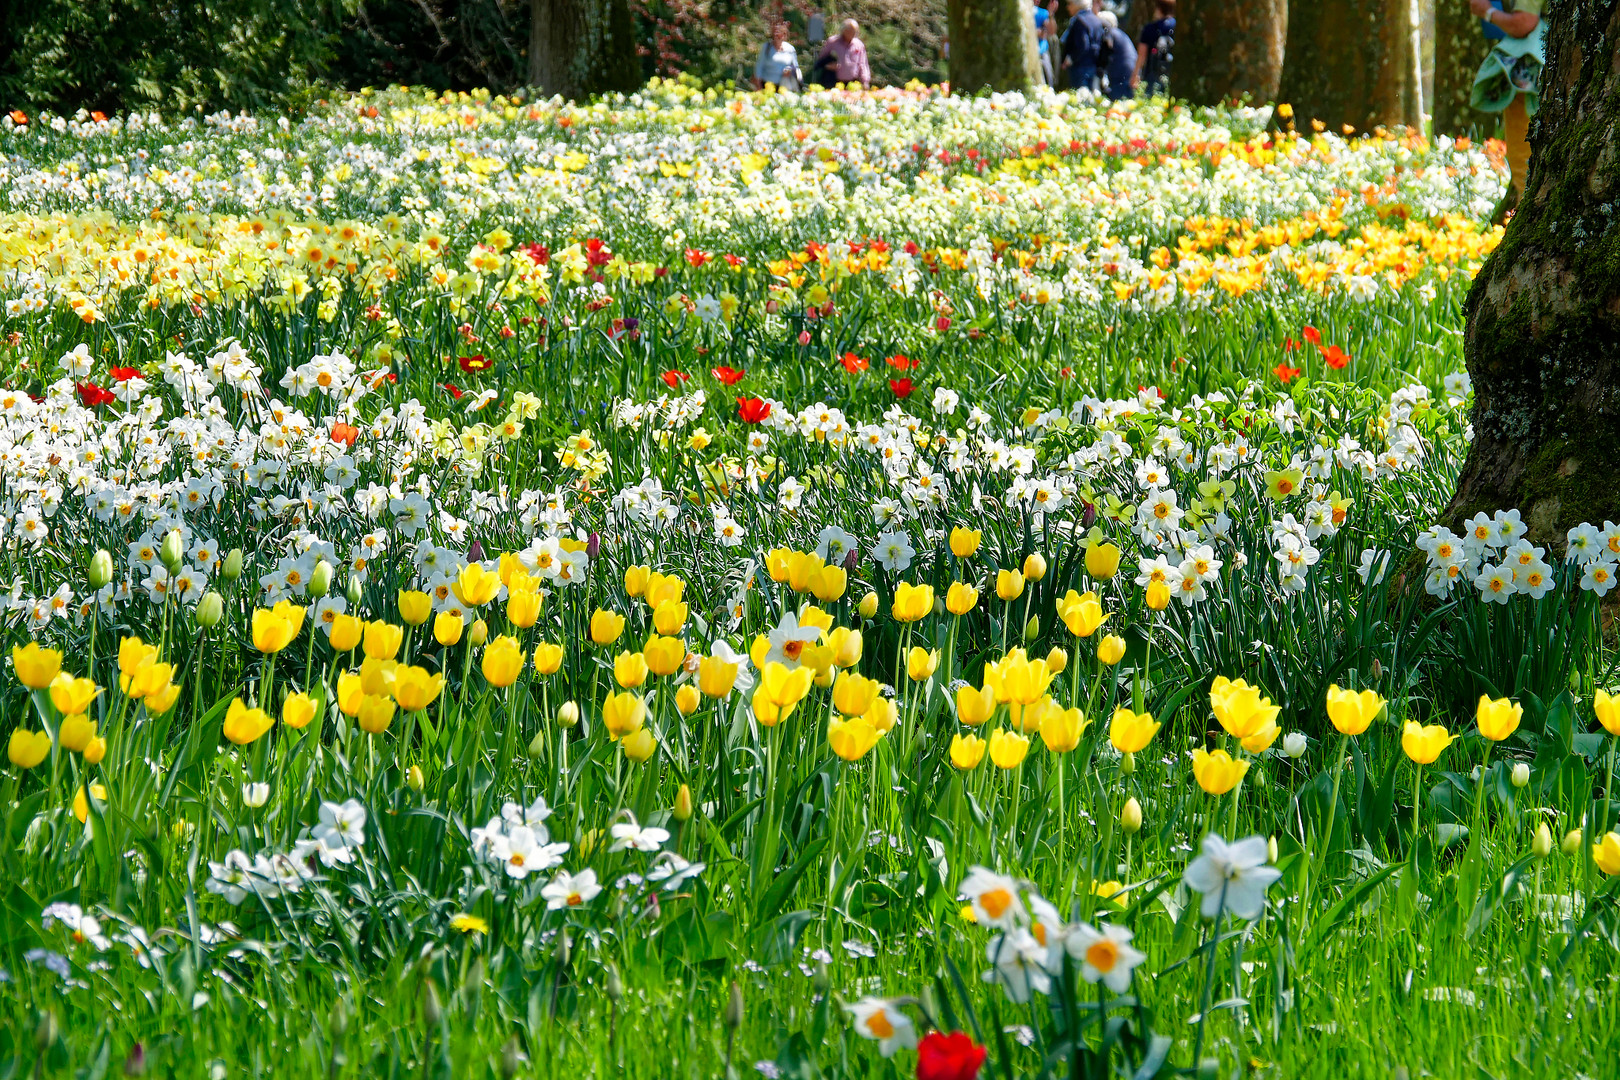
[
  {"x1": 1301, "y1": 325, "x2": 1322, "y2": 346},
  {"x1": 76, "y1": 382, "x2": 115, "y2": 407},
  {"x1": 736, "y1": 397, "x2": 772, "y2": 424},
  {"x1": 711, "y1": 366, "x2": 746, "y2": 386},
  {"x1": 458, "y1": 354, "x2": 491, "y2": 373},
  {"x1": 916, "y1": 1031, "x2": 985, "y2": 1080},
  {"x1": 1273, "y1": 363, "x2": 1301, "y2": 383},
  {"x1": 1320, "y1": 344, "x2": 1351, "y2": 369},
  {"x1": 331, "y1": 422, "x2": 360, "y2": 447},
  {"x1": 889, "y1": 378, "x2": 914, "y2": 398},
  {"x1": 109, "y1": 366, "x2": 139, "y2": 382},
  {"x1": 661, "y1": 370, "x2": 689, "y2": 389}
]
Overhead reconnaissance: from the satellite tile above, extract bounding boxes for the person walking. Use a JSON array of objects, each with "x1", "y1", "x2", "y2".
[
  {"x1": 1096, "y1": 11, "x2": 1136, "y2": 100},
  {"x1": 1132, "y1": 0, "x2": 1175, "y2": 95},
  {"x1": 1060, "y1": 0, "x2": 1103, "y2": 93},
  {"x1": 1467, "y1": 0, "x2": 1543, "y2": 214},
  {"x1": 1034, "y1": 0, "x2": 1055, "y2": 86},
  {"x1": 753, "y1": 22, "x2": 803, "y2": 91},
  {"x1": 813, "y1": 19, "x2": 871, "y2": 89}
]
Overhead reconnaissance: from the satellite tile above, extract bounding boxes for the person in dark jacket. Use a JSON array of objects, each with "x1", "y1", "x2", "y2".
[
  {"x1": 1133, "y1": 0, "x2": 1176, "y2": 95},
  {"x1": 1096, "y1": 11, "x2": 1136, "y2": 100},
  {"x1": 1060, "y1": 0, "x2": 1103, "y2": 93}
]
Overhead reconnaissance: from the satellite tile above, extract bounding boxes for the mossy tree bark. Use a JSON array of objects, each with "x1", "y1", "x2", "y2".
[
  {"x1": 1433, "y1": 0, "x2": 1489, "y2": 135},
  {"x1": 1445, "y1": 1, "x2": 1620, "y2": 540},
  {"x1": 529, "y1": 0, "x2": 640, "y2": 100},
  {"x1": 948, "y1": 0, "x2": 1043, "y2": 93},
  {"x1": 1178, "y1": 0, "x2": 1288, "y2": 105},
  {"x1": 1277, "y1": 0, "x2": 1415, "y2": 130}
]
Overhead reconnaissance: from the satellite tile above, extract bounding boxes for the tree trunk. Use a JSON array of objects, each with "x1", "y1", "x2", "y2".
[
  {"x1": 1432, "y1": 0, "x2": 1487, "y2": 135},
  {"x1": 1444, "y1": 1, "x2": 1620, "y2": 540},
  {"x1": 948, "y1": 0, "x2": 1043, "y2": 93},
  {"x1": 1177, "y1": 0, "x2": 1288, "y2": 106},
  {"x1": 1277, "y1": 0, "x2": 1414, "y2": 131},
  {"x1": 529, "y1": 0, "x2": 640, "y2": 100}
]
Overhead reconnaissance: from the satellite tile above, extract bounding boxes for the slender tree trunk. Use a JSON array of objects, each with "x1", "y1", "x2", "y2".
[
  {"x1": 948, "y1": 0, "x2": 1043, "y2": 93},
  {"x1": 1432, "y1": 0, "x2": 1487, "y2": 135},
  {"x1": 1177, "y1": 0, "x2": 1288, "y2": 106},
  {"x1": 1404, "y1": 0, "x2": 1426, "y2": 126},
  {"x1": 529, "y1": 0, "x2": 640, "y2": 99},
  {"x1": 1277, "y1": 0, "x2": 1415, "y2": 131},
  {"x1": 1445, "y1": 1, "x2": 1620, "y2": 539}
]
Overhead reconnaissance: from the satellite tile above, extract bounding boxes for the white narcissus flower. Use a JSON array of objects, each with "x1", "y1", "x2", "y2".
[
  {"x1": 1182, "y1": 833, "x2": 1282, "y2": 921},
  {"x1": 957, "y1": 865, "x2": 1025, "y2": 930},
  {"x1": 983, "y1": 927, "x2": 1050, "y2": 1003},
  {"x1": 845, "y1": 997, "x2": 917, "y2": 1057},
  {"x1": 541, "y1": 868, "x2": 602, "y2": 910},
  {"x1": 1066, "y1": 921, "x2": 1147, "y2": 992}
]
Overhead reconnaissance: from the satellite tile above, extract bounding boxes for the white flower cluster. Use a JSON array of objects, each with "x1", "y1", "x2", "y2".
[{"x1": 1419, "y1": 510, "x2": 1620, "y2": 600}]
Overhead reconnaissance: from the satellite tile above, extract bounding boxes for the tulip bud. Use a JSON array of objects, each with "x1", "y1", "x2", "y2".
[
  {"x1": 160, "y1": 529, "x2": 184, "y2": 572},
  {"x1": 1267, "y1": 835, "x2": 1279, "y2": 864},
  {"x1": 527, "y1": 728, "x2": 547, "y2": 759},
  {"x1": 675, "y1": 684, "x2": 701, "y2": 716},
  {"x1": 1371, "y1": 658, "x2": 1383, "y2": 682},
  {"x1": 88, "y1": 549, "x2": 113, "y2": 589},
  {"x1": 857, "y1": 591, "x2": 878, "y2": 619},
  {"x1": 123, "y1": 1042, "x2": 147, "y2": 1076},
  {"x1": 1532, "y1": 822, "x2": 1554, "y2": 859},
  {"x1": 309, "y1": 560, "x2": 333, "y2": 598},
  {"x1": 1120, "y1": 750, "x2": 1135, "y2": 775},
  {"x1": 422, "y1": 982, "x2": 443, "y2": 1026},
  {"x1": 1282, "y1": 732, "x2": 1308, "y2": 758},
  {"x1": 586, "y1": 532, "x2": 601, "y2": 560},
  {"x1": 346, "y1": 575, "x2": 364, "y2": 605},
  {"x1": 1561, "y1": 828, "x2": 1583, "y2": 857},
  {"x1": 1120, "y1": 797, "x2": 1142, "y2": 834},
  {"x1": 330, "y1": 996, "x2": 349, "y2": 1038},
  {"x1": 196, "y1": 591, "x2": 224, "y2": 627},
  {"x1": 406, "y1": 765, "x2": 424, "y2": 790},
  {"x1": 468, "y1": 539, "x2": 486, "y2": 563},
  {"x1": 557, "y1": 701, "x2": 580, "y2": 728},
  {"x1": 724, "y1": 981, "x2": 744, "y2": 1030},
  {"x1": 1022, "y1": 552, "x2": 1047, "y2": 581},
  {"x1": 1023, "y1": 614, "x2": 1040, "y2": 642},
  {"x1": 500, "y1": 1035, "x2": 523, "y2": 1080},
  {"x1": 35, "y1": 1010, "x2": 58, "y2": 1053},
  {"x1": 1511, "y1": 762, "x2": 1530, "y2": 788},
  {"x1": 673, "y1": 783, "x2": 693, "y2": 821},
  {"x1": 605, "y1": 963, "x2": 624, "y2": 1003},
  {"x1": 469, "y1": 618, "x2": 489, "y2": 646},
  {"x1": 223, "y1": 548, "x2": 244, "y2": 581},
  {"x1": 1045, "y1": 646, "x2": 1068, "y2": 675}
]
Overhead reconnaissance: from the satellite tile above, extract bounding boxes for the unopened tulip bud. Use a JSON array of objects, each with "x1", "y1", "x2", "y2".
[
  {"x1": 309, "y1": 559, "x2": 333, "y2": 598},
  {"x1": 1267, "y1": 835, "x2": 1279, "y2": 864},
  {"x1": 196, "y1": 591, "x2": 224, "y2": 627},
  {"x1": 724, "y1": 981, "x2": 744, "y2": 1030},
  {"x1": 329, "y1": 996, "x2": 349, "y2": 1037},
  {"x1": 35, "y1": 1010, "x2": 58, "y2": 1052},
  {"x1": 673, "y1": 783, "x2": 693, "y2": 821},
  {"x1": 587, "y1": 532, "x2": 601, "y2": 560},
  {"x1": 469, "y1": 618, "x2": 488, "y2": 646},
  {"x1": 1046, "y1": 646, "x2": 1068, "y2": 675},
  {"x1": 1371, "y1": 658, "x2": 1383, "y2": 682},
  {"x1": 1024, "y1": 614, "x2": 1040, "y2": 642},
  {"x1": 675, "y1": 684, "x2": 701, "y2": 716},
  {"x1": 468, "y1": 539, "x2": 485, "y2": 563},
  {"x1": 1120, "y1": 750, "x2": 1135, "y2": 775},
  {"x1": 527, "y1": 728, "x2": 546, "y2": 759},
  {"x1": 557, "y1": 701, "x2": 580, "y2": 728},
  {"x1": 500, "y1": 1035, "x2": 523, "y2": 1080},
  {"x1": 160, "y1": 529, "x2": 184, "y2": 571},
  {"x1": 88, "y1": 549, "x2": 113, "y2": 589},
  {"x1": 1561, "y1": 828, "x2": 1583, "y2": 857},
  {"x1": 123, "y1": 1042, "x2": 147, "y2": 1076},
  {"x1": 1532, "y1": 822, "x2": 1554, "y2": 859},
  {"x1": 346, "y1": 575, "x2": 364, "y2": 605},
  {"x1": 406, "y1": 765, "x2": 424, "y2": 790},
  {"x1": 1511, "y1": 762, "x2": 1530, "y2": 788},
  {"x1": 222, "y1": 548, "x2": 244, "y2": 581},
  {"x1": 1023, "y1": 552, "x2": 1047, "y2": 581},
  {"x1": 605, "y1": 963, "x2": 624, "y2": 1003},
  {"x1": 857, "y1": 591, "x2": 878, "y2": 619},
  {"x1": 1282, "y1": 732, "x2": 1308, "y2": 758},
  {"x1": 422, "y1": 982, "x2": 443, "y2": 1026},
  {"x1": 1120, "y1": 797, "x2": 1142, "y2": 834}
]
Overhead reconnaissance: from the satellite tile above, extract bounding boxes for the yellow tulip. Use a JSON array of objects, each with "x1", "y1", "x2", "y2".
[
  {"x1": 144, "y1": 681, "x2": 181, "y2": 716},
  {"x1": 907, "y1": 647, "x2": 940, "y2": 682},
  {"x1": 996, "y1": 568, "x2": 1025, "y2": 601},
  {"x1": 8, "y1": 729, "x2": 51, "y2": 768},
  {"x1": 330, "y1": 612, "x2": 365, "y2": 651},
  {"x1": 949, "y1": 527, "x2": 982, "y2": 558},
  {"x1": 362, "y1": 621, "x2": 404, "y2": 661},
  {"x1": 283, "y1": 691, "x2": 318, "y2": 729},
  {"x1": 1085, "y1": 541, "x2": 1122, "y2": 581},
  {"x1": 590, "y1": 608, "x2": 626, "y2": 645},
  {"x1": 1240, "y1": 720, "x2": 1282, "y2": 755},
  {"x1": 1045, "y1": 647, "x2": 1068, "y2": 675},
  {"x1": 1325, "y1": 684, "x2": 1384, "y2": 736},
  {"x1": 337, "y1": 672, "x2": 364, "y2": 717},
  {"x1": 1209, "y1": 676, "x2": 1281, "y2": 739},
  {"x1": 622, "y1": 726, "x2": 658, "y2": 763},
  {"x1": 832, "y1": 672, "x2": 879, "y2": 716},
  {"x1": 398, "y1": 589, "x2": 433, "y2": 626},
  {"x1": 865, "y1": 696, "x2": 899, "y2": 734},
  {"x1": 452, "y1": 562, "x2": 501, "y2": 607},
  {"x1": 653, "y1": 599, "x2": 689, "y2": 635},
  {"x1": 698, "y1": 654, "x2": 740, "y2": 697},
  {"x1": 946, "y1": 582, "x2": 979, "y2": 615},
  {"x1": 222, "y1": 699, "x2": 274, "y2": 745},
  {"x1": 752, "y1": 661, "x2": 814, "y2": 726},
  {"x1": 988, "y1": 728, "x2": 1030, "y2": 769},
  {"x1": 360, "y1": 656, "x2": 398, "y2": 697},
  {"x1": 1593, "y1": 831, "x2": 1620, "y2": 876},
  {"x1": 891, "y1": 582, "x2": 934, "y2": 623},
  {"x1": 675, "y1": 684, "x2": 701, "y2": 716},
  {"x1": 797, "y1": 605, "x2": 834, "y2": 636},
  {"x1": 614, "y1": 650, "x2": 649, "y2": 689},
  {"x1": 1022, "y1": 553, "x2": 1047, "y2": 582},
  {"x1": 1097, "y1": 635, "x2": 1127, "y2": 666},
  {"x1": 829, "y1": 715, "x2": 882, "y2": 761},
  {"x1": 358, "y1": 694, "x2": 396, "y2": 734},
  {"x1": 645, "y1": 572, "x2": 685, "y2": 610},
  {"x1": 11, "y1": 642, "x2": 63, "y2": 689},
  {"x1": 809, "y1": 564, "x2": 848, "y2": 602},
  {"x1": 1145, "y1": 580, "x2": 1171, "y2": 611},
  {"x1": 73, "y1": 783, "x2": 108, "y2": 823},
  {"x1": 83, "y1": 737, "x2": 106, "y2": 765},
  {"x1": 624, "y1": 564, "x2": 652, "y2": 598},
  {"x1": 1596, "y1": 689, "x2": 1620, "y2": 736},
  {"x1": 118, "y1": 637, "x2": 158, "y2": 681},
  {"x1": 482, "y1": 636, "x2": 525, "y2": 688},
  {"x1": 602, "y1": 691, "x2": 646, "y2": 739},
  {"x1": 956, "y1": 683, "x2": 997, "y2": 726},
  {"x1": 857, "y1": 591, "x2": 879, "y2": 619},
  {"x1": 393, "y1": 666, "x2": 446, "y2": 711},
  {"x1": 1011, "y1": 692, "x2": 1055, "y2": 734},
  {"x1": 534, "y1": 642, "x2": 564, "y2": 675},
  {"x1": 1058, "y1": 590, "x2": 1109, "y2": 638},
  {"x1": 469, "y1": 619, "x2": 488, "y2": 646},
  {"x1": 1040, "y1": 705, "x2": 1090, "y2": 753},
  {"x1": 59, "y1": 713, "x2": 97, "y2": 753},
  {"x1": 507, "y1": 587, "x2": 543, "y2": 629},
  {"x1": 1476, "y1": 695, "x2": 1523, "y2": 742},
  {"x1": 1192, "y1": 748, "x2": 1249, "y2": 795},
  {"x1": 828, "y1": 626, "x2": 864, "y2": 668},
  {"x1": 644, "y1": 635, "x2": 687, "y2": 677},
  {"x1": 984, "y1": 649, "x2": 1052, "y2": 705},
  {"x1": 434, "y1": 611, "x2": 465, "y2": 646},
  {"x1": 1401, "y1": 721, "x2": 1454, "y2": 764},
  {"x1": 49, "y1": 673, "x2": 100, "y2": 716},
  {"x1": 1110, "y1": 707, "x2": 1160, "y2": 753},
  {"x1": 950, "y1": 732, "x2": 987, "y2": 769}
]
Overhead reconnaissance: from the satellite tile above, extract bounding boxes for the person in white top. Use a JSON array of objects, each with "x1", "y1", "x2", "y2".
[{"x1": 754, "y1": 22, "x2": 802, "y2": 91}]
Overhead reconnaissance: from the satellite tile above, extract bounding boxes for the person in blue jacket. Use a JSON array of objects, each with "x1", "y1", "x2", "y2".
[
  {"x1": 1097, "y1": 11, "x2": 1136, "y2": 100},
  {"x1": 1060, "y1": 0, "x2": 1103, "y2": 93}
]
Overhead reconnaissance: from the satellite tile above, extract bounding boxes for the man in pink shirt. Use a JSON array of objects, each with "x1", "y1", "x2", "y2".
[{"x1": 813, "y1": 19, "x2": 871, "y2": 88}]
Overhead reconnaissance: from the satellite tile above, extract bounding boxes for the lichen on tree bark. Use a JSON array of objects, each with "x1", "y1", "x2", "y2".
[
  {"x1": 1178, "y1": 0, "x2": 1288, "y2": 106},
  {"x1": 1276, "y1": 0, "x2": 1415, "y2": 131}
]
